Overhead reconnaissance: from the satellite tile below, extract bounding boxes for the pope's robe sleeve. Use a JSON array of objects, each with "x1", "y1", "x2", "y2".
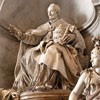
[{"x1": 20, "y1": 29, "x2": 48, "y2": 45}]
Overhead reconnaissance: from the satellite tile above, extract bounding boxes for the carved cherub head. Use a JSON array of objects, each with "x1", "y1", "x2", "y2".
[
  {"x1": 48, "y1": 3, "x2": 60, "y2": 20},
  {"x1": 91, "y1": 46, "x2": 100, "y2": 68}
]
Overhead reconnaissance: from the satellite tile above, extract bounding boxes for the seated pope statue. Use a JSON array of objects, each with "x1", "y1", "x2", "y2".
[{"x1": 8, "y1": 3, "x2": 86, "y2": 92}]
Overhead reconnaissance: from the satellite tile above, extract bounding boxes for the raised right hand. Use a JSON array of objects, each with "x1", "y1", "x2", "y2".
[{"x1": 8, "y1": 24, "x2": 23, "y2": 40}]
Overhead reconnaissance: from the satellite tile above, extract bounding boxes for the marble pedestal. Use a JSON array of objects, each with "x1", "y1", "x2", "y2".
[{"x1": 20, "y1": 89, "x2": 69, "y2": 100}]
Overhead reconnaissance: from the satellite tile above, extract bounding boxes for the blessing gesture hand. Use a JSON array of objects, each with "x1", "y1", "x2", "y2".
[{"x1": 8, "y1": 24, "x2": 23, "y2": 40}]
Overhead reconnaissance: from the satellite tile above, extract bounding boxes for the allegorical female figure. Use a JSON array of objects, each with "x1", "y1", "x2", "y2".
[{"x1": 69, "y1": 39, "x2": 100, "y2": 100}]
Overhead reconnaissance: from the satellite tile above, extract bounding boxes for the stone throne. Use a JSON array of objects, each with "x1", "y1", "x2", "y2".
[{"x1": 0, "y1": 0, "x2": 100, "y2": 100}]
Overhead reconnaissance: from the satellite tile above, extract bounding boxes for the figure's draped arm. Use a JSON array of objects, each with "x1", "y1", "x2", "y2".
[
  {"x1": 20, "y1": 23, "x2": 49, "y2": 45},
  {"x1": 20, "y1": 30, "x2": 46, "y2": 45},
  {"x1": 69, "y1": 72, "x2": 86, "y2": 100}
]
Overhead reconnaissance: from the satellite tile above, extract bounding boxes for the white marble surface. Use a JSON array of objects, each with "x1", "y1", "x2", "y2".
[{"x1": 0, "y1": 0, "x2": 98, "y2": 88}]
